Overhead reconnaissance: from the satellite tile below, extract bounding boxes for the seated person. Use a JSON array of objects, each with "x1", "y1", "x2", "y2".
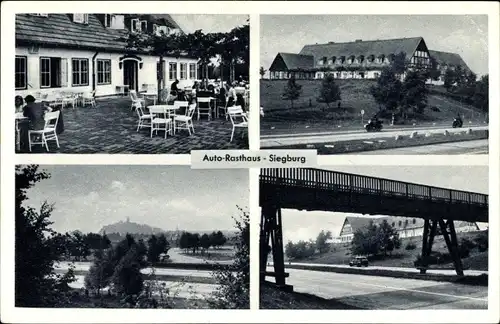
[
  {"x1": 15, "y1": 95, "x2": 24, "y2": 112},
  {"x1": 23, "y1": 95, "x2": 50, "y2": 131}
]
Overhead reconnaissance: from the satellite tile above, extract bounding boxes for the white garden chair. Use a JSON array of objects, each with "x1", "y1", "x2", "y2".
[
  {"x1": 82, "y1": 90, "x2": 96, "y2": 108},
  {"x1": 174, "y1": 103, "x2": 196, "y2": 135},
  {"x1": 62, "y1": 93, "x2": 78, "y2": 109},
  {"x1": 28, "y1": 110, "x2": 60, "y2": 151},
  {"x1": 196, "y1": 97, "x2": 213, "y2": 120},
  {"x1": 135, "y1": 102, "x2": 152, "y2": 132},
  {"x1": 227, "y1": 105, "x2": 248, "y2": 142},
  {"x1": 129, "y1": 90, "x2": 145, "y2": 110},
  {"x1": 173, "y1": 100, "x2": 189, "y2": 118},
  {"x1": 149, "y1": 106, "x2": 172, "y2": 139}
]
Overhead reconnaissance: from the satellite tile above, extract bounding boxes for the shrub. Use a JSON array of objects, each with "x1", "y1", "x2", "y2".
[{"x1": 405, "y1": 242, "x2": 417, "y2": 250}]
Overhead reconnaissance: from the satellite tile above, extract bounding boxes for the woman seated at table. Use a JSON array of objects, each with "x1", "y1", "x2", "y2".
[
  {"x1": 23, "y1": 95, "x2": 64, "y2": 134},
  {"x1": 15, "y1": 95, "x2": 24, "y2": 113}
]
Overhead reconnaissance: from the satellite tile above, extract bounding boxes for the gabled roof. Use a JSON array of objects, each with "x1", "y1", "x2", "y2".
[
  {"x1": 15, "y1": 14, "x2": 184, "y2": 51},
  {"x1": 343, "y1": 216, "x2": 378, "y2": 234},
  {"x1": 299, "y1": 37, "x2": 424, "y2": 62},
  {"x1": 269, "y1": 52, "x2": 314, "y2": 71},
  {"x1": 429, "y1": 50, "x2": 471, "y2": 72},
  {"x1": 16, "y1": 14, "x2": 130, "y2": 51}
]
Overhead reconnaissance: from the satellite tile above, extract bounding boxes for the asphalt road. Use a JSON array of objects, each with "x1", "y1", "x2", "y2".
[
  {"x1": 260, "y1": 125, "x2": 488, "y2": 147},
  {"x1": 351, "y1": 139, "x2": 488, "y2": 155},
  {"x1": 277, "y1": 268, "x2": 488, "y2": 309},
  {"x1": 56, "y1": 262, "x2": 218, "y2": 299},
  {"x1": 69, "y1": 275, "x2": 217, "y2": 299}
]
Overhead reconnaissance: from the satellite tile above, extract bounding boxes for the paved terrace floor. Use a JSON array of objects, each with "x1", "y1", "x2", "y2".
[{"x1": 19, "y1": 97, "x2": 249, "y2": 154}]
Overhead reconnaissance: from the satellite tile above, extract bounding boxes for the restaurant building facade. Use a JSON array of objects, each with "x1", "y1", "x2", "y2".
[
  {"x1": 268, "y1": 37, "x2": 471, "y2": 84},
  {"x1": 15, "y1": 14, "x2": 199, "y2": 98}
]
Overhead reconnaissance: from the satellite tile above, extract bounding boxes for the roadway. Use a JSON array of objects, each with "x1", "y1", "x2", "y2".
[
  {"x1": 352, "y1": 139, "x2": 488, "y2": 155},
  {"x1": 260, "y1": 125, "x2": 488, "y2": 148},
  {"x1": 274, "y1": 267, "x2": 487, "y2": 309},
  {"x1": 55, "y1": 261, "x2": 219, "y2": 299}
]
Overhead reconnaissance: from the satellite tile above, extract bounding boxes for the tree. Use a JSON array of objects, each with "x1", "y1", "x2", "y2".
[
  {"x1": 157, "y1": 234, "x2": 170, "y2": 257},
  {"x1": 259, "y1": 66, "x2": 267, "y2": 79},
  {"x1": 112, "y1": 245, "x2": 144, "y2": 296},
  {"x1": 473, "y1": 75, "x2": 488, "y2": 112},
  {"x1": 282, "y1": 76, "x2": 302, "y2": 109},
  {"x1": 15, "y1": 165, "x2": 75, "y2": 307},
  {"x1": 317, "y1": 74, "x2": 341, "y2": 111},
  {"x1": 147, "y1": 235, "x2": 160, "y2": 263},
  {"x1": 208, "y1": 206, "x2": 249, "y2": 309},
  {"x1": 428, "y1": 56, "x2": 441, "y2": 81},
  {"x1": 370, "y1": 66, "x2": 402, "y2": 112},
  {"x1": 200, "y1": 233, "x2": 211, "y2": 254},
  {"x1": 351, "y1": 220, "x2": 401, "y2": 257},
  {"x1": 315, "y1": 230, "x2": 333, "y2": 254},
  {"x1": 444, "y1": 67, "x2": 456, "y2": 91},
  {"x1": 391, "y1": 52, "x2": 408, "y2": 76},
  {"x1": 400, "y1": 69, "x2": 429, "y2": 115},
  {"x1": 122, "y1": 26, "x2": 186, "y2": 102}
]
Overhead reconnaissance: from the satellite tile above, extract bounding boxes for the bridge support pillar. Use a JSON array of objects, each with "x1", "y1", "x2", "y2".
[
  {"x1": 420, "y1": 218, "x2": 464, "y2": 276},
  {"x1": 260, "y1": 204, "x2": 287, "y2": 286}
]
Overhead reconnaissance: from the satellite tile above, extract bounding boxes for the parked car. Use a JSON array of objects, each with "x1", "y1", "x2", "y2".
[{"x1": 349, "y1": 256, "x2": 369, "y2": 267}]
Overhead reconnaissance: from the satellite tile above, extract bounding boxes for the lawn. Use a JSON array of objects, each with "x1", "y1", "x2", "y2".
[
  {"x1": 292, "y1": 230, "x2": 488, "y2": 271},
  {"x1": 267, "y1": 129, "x2": 488, "y2": 154},
  {"x1": 260, "y1": 79, "x2": 487, "y2": 128},
  {"x1": 259, "y1": 284, "x2": 363, "y2": 309}
]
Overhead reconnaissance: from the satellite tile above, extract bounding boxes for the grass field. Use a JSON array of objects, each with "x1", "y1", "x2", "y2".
[
  {"x1": 291, "y1": 230, "x2": 488, "y2": 271},
  {"x1": 269, "y1": 129, "x2": 488, "y2": 154},
  {"x1": 259, "y1": 284, "x2": 363, "y2": 309},
  {"x1": 260, "y1": 79, "x2": 486, "y2": 127}
]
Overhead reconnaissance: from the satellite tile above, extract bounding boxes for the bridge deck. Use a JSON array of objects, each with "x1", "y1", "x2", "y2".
[{"x1": 260, "y1": 168, "x2": 488, "y2": 222}]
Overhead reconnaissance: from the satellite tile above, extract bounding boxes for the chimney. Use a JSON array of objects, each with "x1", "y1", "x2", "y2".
[
  {"x1": 355, "y1": 39, "x2": 362, "y2": 42},
  {"x1": 328, "y1": 41, "x2": 335, "y2": 44}
]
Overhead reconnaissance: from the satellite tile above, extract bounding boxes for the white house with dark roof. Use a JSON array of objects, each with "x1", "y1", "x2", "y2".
[
  {"x1": 268, "y1": 37, "x2": 471, "y2": 83},
  {"x1": 15, "y1": 13, "x2": 199, "y2": 98},
  {"x1": 334, "y1": 215, "x2": 479, "y2": 243}
]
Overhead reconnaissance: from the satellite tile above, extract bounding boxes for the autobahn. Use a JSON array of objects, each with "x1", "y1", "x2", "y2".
[
  {"x1": 260, "y1": 125, "x2": 488, "y2": 148},
  {"x1": 272, "y1": 267, "x2": 487, "y2": 309},
  {"x1": 352, "y1": 139, "x2": 488, "y2": 154}
]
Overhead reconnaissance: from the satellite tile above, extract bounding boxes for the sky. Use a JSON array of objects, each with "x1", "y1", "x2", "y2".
[
  {"x1": 260, "y1": 15, "x2": 489, "y2": 77},
  {"x1": 23, "y1": 165, "x2": 248, "y2": 234},
  {"x1": 171, "y1": 14, "x2": 248, "y2": 34},
  {"x1": 280, "y1": 165, "x2": 489, "y2": 244}
]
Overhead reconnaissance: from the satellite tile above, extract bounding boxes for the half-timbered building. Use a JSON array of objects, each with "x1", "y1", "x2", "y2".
[{"x1": 269, "y1": 37, "x2": 470, "y2": 82}]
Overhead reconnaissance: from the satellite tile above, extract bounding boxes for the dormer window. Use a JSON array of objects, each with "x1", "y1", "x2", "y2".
[
  {"x1": 347, "y1": 56, "x2": 355, "y2": 64},
  {"x1": 73, "y1": 14, "x2": 89, "y2": 24},
  {"x1": 104, "y1": 14, "x2": 112, "y2": 28},
  {"x1": 153, "y1": 24, "x2": 169, "y2": 36},
  {"x1": 131, "y1": 18, "x2": 148, "y2": 33}
]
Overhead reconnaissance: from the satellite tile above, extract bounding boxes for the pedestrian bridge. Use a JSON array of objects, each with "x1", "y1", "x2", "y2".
[
  {"x1": 260, "y1": 168, "x2": 488, "y2": 222},
  {"x1": 259, "y1": 168, "x2": 489, "y2": 284}
]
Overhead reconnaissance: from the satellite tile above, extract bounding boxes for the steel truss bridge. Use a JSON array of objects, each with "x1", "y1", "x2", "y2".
[{"x1": 259, "y1": 168, "x2": 488, "y2": 287}]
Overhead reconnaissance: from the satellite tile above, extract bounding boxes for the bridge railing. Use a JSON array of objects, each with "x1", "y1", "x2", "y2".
[{"x1": 260, "y1": 168, "x2": 488, "y2": 207}]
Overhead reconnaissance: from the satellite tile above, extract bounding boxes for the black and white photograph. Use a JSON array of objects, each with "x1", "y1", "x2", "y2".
[
  {"x1": 14, "y1": 13, "x2": 250, "y2": 154},
  {"x1": 259, "y1": 167, "x2": 488, "y2": 309},
  {"x1": 259, "y1": 15, "x2": 489, "y2": 155},
  {"x1": 15, "y1": 165, "x2": 249, "y2": 309}
]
